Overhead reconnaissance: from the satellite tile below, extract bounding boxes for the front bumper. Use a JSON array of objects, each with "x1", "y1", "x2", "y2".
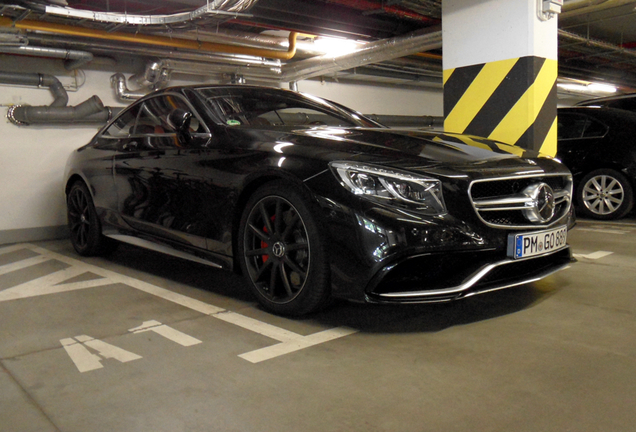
[
  {"x1": 314, "y1": 191, "x2": 574, "y2": 304},
  {"x1": 365, "y1": 246, "x2": 573, "y2": 304},
  {"x1": 308, "y1": 166, "x2": 575, "y2": 304}
]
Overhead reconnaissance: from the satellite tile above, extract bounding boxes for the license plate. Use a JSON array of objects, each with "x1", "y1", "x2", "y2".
[{"x1": 508, "y1": 226, "x2": 568, "y2": 259}]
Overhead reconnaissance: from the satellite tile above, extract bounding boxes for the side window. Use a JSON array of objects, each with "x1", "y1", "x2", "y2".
[
  {"x1": 558, "y1": 114, "x2": 587, "y2": 139},
  {"x1": 582, "y1": 118, "x2": 608, "y2": 138},
  {"x1": 133, "y1": 95, "x2": 205, "y2": 135},
  {"x1": 102, "y1": 104, "x2": 141, "y2": 137},
  {"x1": 257, "y1": 107, "x2": 348, "y2": 127},
  {"x1": 207, "y1": 94, "x2": 356, "y2": 127},
  {"x1": 607, "y1": 99, "x2": 636, "y2": 111}
]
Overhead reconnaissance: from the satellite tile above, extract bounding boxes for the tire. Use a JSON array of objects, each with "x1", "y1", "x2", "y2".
[
  {"x1": 237, "y1": 181, "x2": 331, "y2": 316},
  {"x1": 577, "y1": 169, "x2": 634, "y2": 220},
  {"x1": 67, "y1": 181, "x2": 118, "y2": 256}
]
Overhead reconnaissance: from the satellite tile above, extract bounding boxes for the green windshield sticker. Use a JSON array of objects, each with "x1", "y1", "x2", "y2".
[{"x1": 227, "y1": 120, "x2": 241, "y2": 126}]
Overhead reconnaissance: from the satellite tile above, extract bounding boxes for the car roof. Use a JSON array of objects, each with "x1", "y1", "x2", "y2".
[
  {"x1": 558, "y1": 106, "x2": 636, "y2": 127},
  {"x1": 575, "y1": 93, "x2": 636, "y2": 106}
]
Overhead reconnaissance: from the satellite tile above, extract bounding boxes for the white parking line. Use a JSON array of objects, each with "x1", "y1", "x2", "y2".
[
  {"x1": 576, "y1": 228, "x2": 630, "y2": 235},
  {"x1": 0, "y1": 255, "x2": 51, "y2": 276},
  {"x1": 3, "y1": 244, "x2": 358, "y2": 363},
  {"x1": 239, "y1": 327, "x2": 358, "y2": 363},
  {"x1": 573, "y1": 251, "x2": 614, "y2": 260},
  {"x1": 215, "y1": 311, "x2": 306, "y2": 343},
  {"x1": 0, "y1": 265, "x2": 109, "y2": 301}
]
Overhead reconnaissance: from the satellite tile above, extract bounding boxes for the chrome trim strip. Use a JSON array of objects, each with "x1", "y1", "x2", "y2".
[
  {"x1": 474, "y1": 195, "x2": 534, "y2": 208},
  {"x1": 461, "y1": 262, "x2": 571, "y2": 298},
  {"x1": 375, "y1": 248, "x2": 569, "y2": 299},
  {"x1": 475, "y1": 188, "x2": 571, "y2": 210}
]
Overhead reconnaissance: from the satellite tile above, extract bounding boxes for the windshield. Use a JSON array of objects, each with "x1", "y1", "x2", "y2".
[{"x1": 194, "y1": 87, "x2": 381, "y2": 128}]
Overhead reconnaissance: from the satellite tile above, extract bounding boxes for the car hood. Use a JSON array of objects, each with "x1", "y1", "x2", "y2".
[{"x1": 245, "y1": 126, "x2": 561, "y2": 177}]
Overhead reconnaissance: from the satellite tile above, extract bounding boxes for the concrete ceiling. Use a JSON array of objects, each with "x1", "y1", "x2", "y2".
[{"x1": 0, "y1": 0, "x2": 635, "y2": 98}]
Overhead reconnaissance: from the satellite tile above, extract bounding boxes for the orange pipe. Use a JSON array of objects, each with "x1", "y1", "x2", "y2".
[
  {"x1": 0, "y1": 16, "x2": 298, "y2": 60},
  {"x1": 415, "y1": 52, "x2": 442, "y2": 60}
]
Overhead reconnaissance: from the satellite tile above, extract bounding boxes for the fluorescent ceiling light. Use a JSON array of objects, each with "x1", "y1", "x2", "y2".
[
  {"x1": 313, "y1": 37, "x2": 363, "y2": 56},
  {"x1": 587, "y1": 83, "x2": 617, "y2": 93},
  {"x1": 557, "y1": 82, "x2": 617, "y2": 93}
]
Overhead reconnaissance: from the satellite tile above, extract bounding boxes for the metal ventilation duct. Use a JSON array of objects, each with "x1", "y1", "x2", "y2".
[
  {"x1": 0, "y1": 45, "x2": 93, "y2": 70},
  {"x1": 44, "y1": 0, "x2": 260, "y2": 25},
  {"x1": 280, "y1": 26, "x2": 442, "y2": 82},
  {"x1": 0, "y1": 71, "x2": 115, "y2": 125}
]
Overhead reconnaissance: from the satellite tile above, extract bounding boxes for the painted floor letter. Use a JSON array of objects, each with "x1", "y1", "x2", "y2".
[
  {"x1": 129, "y1": 320, "x2": 202, "y2": 347},
  {"x1": 60, "y1": 335, "x2": 142, "y2": 373}
]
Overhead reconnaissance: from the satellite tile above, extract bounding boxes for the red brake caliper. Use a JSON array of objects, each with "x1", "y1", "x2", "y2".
[{"x1": 261, "y1": 215, "x2": 276, "y2": 262}]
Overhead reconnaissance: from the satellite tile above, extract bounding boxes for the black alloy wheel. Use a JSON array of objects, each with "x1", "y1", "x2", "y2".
[
  {"x1": 238, "y1": 182, "x2": 330, "y2": 316},
  {"x1": 577, "y1": 169, "x2": 634, "y2": 220},
  {"x1": 67, "y1": 181, "x2": 116, "y2": 256}
]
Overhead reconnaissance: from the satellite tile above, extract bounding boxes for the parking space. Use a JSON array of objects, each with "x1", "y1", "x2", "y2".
[{"x1": 1, "y1": 219, "x2": 636, "y2": 432}]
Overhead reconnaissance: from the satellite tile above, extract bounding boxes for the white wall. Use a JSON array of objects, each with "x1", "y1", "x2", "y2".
[
  {"x1": 299, "y1": 80, "x2": 443, "y2": 116},
  {"x1": 0, "y1": 56, "x2": 443, "y2": 244}
]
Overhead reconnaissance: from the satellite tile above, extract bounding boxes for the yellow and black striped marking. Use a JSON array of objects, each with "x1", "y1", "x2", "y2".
[{"x1": 443, "y1": 56, "x2": 557, "y2": 156}]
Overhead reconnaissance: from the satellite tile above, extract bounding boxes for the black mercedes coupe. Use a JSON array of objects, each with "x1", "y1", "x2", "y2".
[{"x1": 65, "y1": 85, "x2": 574, "y2": 315}]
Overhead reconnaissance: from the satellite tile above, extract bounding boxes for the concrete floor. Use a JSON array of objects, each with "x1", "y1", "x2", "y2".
[{"x1": 1, "y1": 218, "x2": 635, "y2": 432}]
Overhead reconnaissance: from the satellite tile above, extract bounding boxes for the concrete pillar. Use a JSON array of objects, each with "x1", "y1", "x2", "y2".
[{"x1": 442, "y1": 0, "x2": 559, "y2": 156}]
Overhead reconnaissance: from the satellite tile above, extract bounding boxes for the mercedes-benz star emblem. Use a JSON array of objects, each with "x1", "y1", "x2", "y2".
[
  {"x1": 522, "y1": 183, "x2": 556, "y2": 223},
  {"x1": 272, "y1": 242, "x2": 286, "y2": 258}
]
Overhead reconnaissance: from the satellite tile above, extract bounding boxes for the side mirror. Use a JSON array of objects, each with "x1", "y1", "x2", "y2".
[
  {"x1": 168, "y1": 108, "x2": 192, "y2": 131},
  {"x1": 168, "y1": 108, "x2": 193, "y2": 144}
]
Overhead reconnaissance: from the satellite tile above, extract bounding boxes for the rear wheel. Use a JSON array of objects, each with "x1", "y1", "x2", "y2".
[
  {"x1": 67, "y1": 181, "x2": 117, "y2": 256},
  {"x1": 238, "y1": 181, "x2": 330, "y2": 316},
  {"x1": 577, "y1": 169, "x2": 634, "y2": 220}
]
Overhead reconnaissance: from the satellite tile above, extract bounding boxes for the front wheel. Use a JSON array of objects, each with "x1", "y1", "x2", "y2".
[
  {"x1": 577, "y1": 169, "x2": 634, "y2": 220},
  {"x1": 237, "y1": 181, "x2": 330, "y2": 316}
]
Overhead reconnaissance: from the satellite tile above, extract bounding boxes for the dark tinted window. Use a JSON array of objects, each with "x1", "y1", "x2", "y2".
[
  {"x1": 604, "y1": 98, "x2": 636, "y2": 111},
  {"x1": 102, "y1": 104, "x2": 141, "y2": 137},
  {"x1": 196, "y1": 88, "x2": 377, "y2": 128},
  {"x1": 558, "y1": 114, "x2": 587, "y2": 139},
  {"x1": 133, "y1": 94, "x2": 204, "y2": 135},
  {"x1": 558, "y1": 113, "x2": 607, "y2": 139},
  {"x1": 582, "y1": 117, "x2": 608, "y2": 138}
]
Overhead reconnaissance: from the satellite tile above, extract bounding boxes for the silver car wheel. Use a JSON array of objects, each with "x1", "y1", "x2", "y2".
[{"x1": 582, "y1": 174, "x2": 624, "y2": 216}]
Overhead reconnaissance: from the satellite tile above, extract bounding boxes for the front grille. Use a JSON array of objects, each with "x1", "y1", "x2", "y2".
[
  {"x1": 471, "y1": 177, "x2": 567, "y2": 200},
  {"x1": 469, "y1": 174, "x2": 573, "y2": 228}
]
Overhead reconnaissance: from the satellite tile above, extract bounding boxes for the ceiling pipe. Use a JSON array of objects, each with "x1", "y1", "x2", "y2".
[
  {"x1": 559, "y1": 29, "x2": 636, "y2": 61},
  {"x1": 560, "y1": 0, "x2": 636, "y2": 18},
  {"x1": 279, "y1": 27, "x2": 442, "y2": 82},
  {"x1": 0, "y1": 17, "x2": 299, "y2": 60},
  {"x1": 0, "y1": 45, "x2": 93, "y2": 70},
  {"x1": 325, "y1": 0, "x2": 440, "y2": 24},
  {"x1": 142, "y1": 59, "x2": 281, "y2": 81},
  {"x1": 44, "y1": 0, "x2": 259, "y2": 25},
  {"x1": 125, "y1": 27, "x2": 443, "y2": 89},
  {"x1": 111, "y1": 73, "x2": 149, "y2": 101},
  {"x1": 147, "y1": 27, "x2": 325, "y2": 56},
  {"x1": 27, "y1": 34, "x2": 284, "y2": 70}
]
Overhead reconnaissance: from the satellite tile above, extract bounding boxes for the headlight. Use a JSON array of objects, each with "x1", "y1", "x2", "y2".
[{"x1": 330, "y1": 161, "x2": 447, "y2": 215}]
